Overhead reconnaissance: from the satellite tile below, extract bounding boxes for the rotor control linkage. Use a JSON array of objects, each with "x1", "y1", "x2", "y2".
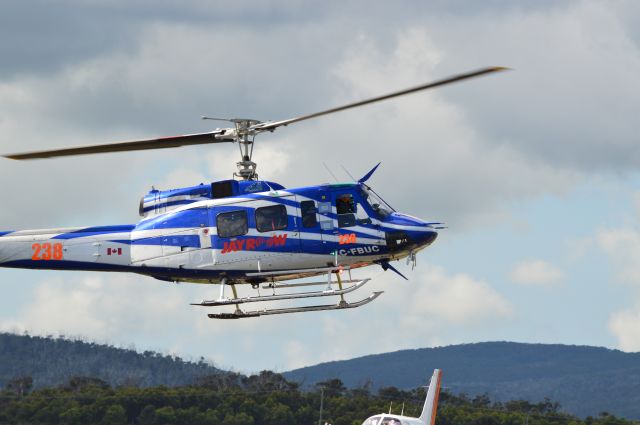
[
  {"x1": 192, "y1": 278, "x2": 371, "y2": 307},
  {"x1": 207, "y1": 291, "x2": 383, "y2": 319}
]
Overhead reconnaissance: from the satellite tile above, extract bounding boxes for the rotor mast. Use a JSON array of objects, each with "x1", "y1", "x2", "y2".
[
  {"x1": 233, "y1": 119, "x2": 260, "y2": 180},
  {"x1": 202, "y1": 117, "x2": 262, "y2": 180}
]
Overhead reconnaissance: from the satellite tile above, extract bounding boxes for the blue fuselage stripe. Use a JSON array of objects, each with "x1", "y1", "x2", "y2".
[{"x1": 52, "y1": 225, "x2": 136, "y2": 240}]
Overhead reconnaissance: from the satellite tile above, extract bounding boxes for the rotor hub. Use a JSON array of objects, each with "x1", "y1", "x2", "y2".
[{"x1": 230, "y1": 119, "x2": 260, "y2": 180}]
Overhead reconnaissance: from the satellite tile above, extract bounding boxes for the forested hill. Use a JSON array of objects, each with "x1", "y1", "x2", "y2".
[
  {"x1": 283, "y1": 341, "x2": 640, "y2": 419},
  {"x1": 4, "y1": 335, "x2": 640, "y2": 419},
  {"x1": 0, "y1": 333, "x2": 219, "y2": 389}
]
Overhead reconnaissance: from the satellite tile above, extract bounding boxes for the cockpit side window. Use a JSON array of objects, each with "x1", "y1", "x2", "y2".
[
  {"x1": 336, "y1": 194, "x2": 356, "y2": 228},
  {"x1": 336, "y1": 194, "x2": 356, "y2": 214},
  {"x1": 216, "y1": 210, "x2": 248, "y2": 238}
]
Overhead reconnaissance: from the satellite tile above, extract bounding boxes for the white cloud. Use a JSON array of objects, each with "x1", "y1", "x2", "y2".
[
  {"x1": 595, "y1": 219, "x2": 640, "y2": 352},
  {"x1": 609, "y1": 308, "x2": 640, "y2": 352},
  {"x1": 597, "y1": 227, "x2": 640, "y2": 284},
  {"x1": 284, "y1": 340, "x2": 314, "y2": 371},
  {"x1": 0, "y1": 273, "x2": 196, "y2": 344},
  {"x1": 402, "y1": 265, "x2": 513, "y2": 325},
  {"x1": 510, "y1": 259, "x2": 565, "y2": 286},
  {"x1": 275, "y1": 265, "x2": 513, "y2": 369}
]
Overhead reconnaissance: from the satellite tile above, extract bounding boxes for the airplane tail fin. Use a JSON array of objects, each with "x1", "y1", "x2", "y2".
[{"x1": 419, "y1": 369, "x2": 442, "y2": 425}]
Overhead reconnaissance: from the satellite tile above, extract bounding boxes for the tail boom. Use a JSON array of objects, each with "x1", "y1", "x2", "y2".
[{"x1": 0, "y1": 225, "x2": 134, "y2": 272}]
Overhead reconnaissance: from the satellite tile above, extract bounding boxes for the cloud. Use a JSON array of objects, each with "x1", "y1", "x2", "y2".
[
  {"x1": 597, "y1": 227, "x2": 640, "y2": 284},
  {"x1": 609, "y1": 308, "x2": 640, "y2": 352},
  {"x1": 510, "y1": 259, "x2": 564, "y2": 286},
  {"x1": 6, "y1": 2, "x2": 635, "y2": 232},
  {"x1": 402, "y1": 265, "x2": 513, "y2": 325},
  {"x1": 0, "y1": 273, "x2": 195, "y2": 345},
  {"x1": 274, "y1": 265, "x2": 513, "y2": 368},
  {"x1": 595, "y1": 219, "x2": 640, "y2": 352}
]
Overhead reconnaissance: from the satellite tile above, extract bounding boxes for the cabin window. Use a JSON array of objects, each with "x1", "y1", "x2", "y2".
[
  {"x1": 300, "y1": 200, "x2": 318, "y2": 228},
  {"x1": 320, "y1": 220, "x2": 334, "y2": 230},
  {"x1": 255, "y1": 205, "x2": 288, "y2": 232},
  {"x1": 318, "y1": 202, "x2": 331, "y2": 214},
  {"x1": 211, "y1": 181, "x2": 235, "y2": 199},
  {"x1": 337, "y1": 194, "x2": 356, "y2": 228},
  {"x1": 216, "y1": 210, "x2": 248, "y2": 238}
]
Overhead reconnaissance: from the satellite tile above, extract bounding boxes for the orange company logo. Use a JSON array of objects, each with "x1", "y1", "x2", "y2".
[
  {"x1": 338, "y1": 233, "x2": 357, "y2": 245},
  {"x1": 221, "y1": 234, "x2": 288, "y2": 254}
]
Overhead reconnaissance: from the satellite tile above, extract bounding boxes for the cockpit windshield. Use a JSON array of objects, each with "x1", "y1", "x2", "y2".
[
  {"x1": 361, "y1": 185, "x2": 394, "y2": 219},
  {"x1": 362, "y1": 416, "x2": 381, "y2": 425},
  {"x1": 362, "y1": 416, "x2": 404, "y2": 425}
]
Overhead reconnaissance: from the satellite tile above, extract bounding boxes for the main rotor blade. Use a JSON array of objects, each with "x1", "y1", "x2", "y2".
[
  {"x1": 4, "y1": 130, "x2": 232, "y2": 160},
  {"x1": 252, "y1": 66, "x2": 508, "y2": 132}
]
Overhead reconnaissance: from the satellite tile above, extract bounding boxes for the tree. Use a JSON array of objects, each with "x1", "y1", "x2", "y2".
[
  {"x1": 66, "y1": 376, "x2": 110, "y2": 392},
  {"x1": 100, "y1": 405, "x2": 127, "y2": 425},
  {"x1": 6, "y1": 375, "x2": 33, "y2": 396},
  {"x1": 222, "y1": 412, "x2": 255, "y2": 425},
  {"x1": 196, "y1": 372, "x2": 243, "y2": 391},
  {"x1": 263, "y1": 403, "x2": 295, "y2": 425},
  {"x1": 242, "y1": 371, "x2": 299, "y2": 392},
  {"x1": 472, "y1": 394, "x2": 491, "y2": 408},
  {"x1": 155, "y1": 406, "x2": 177, "y2": 424},
  {"x1": 137, "y1": 405, "x2": 157, "y2": 425},
  {"x1": 317, "y1": 379, "x2": 347, "y2": 398}
]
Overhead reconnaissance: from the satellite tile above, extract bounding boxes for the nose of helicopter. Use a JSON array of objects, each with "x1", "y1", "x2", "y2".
[
  {"x1": 384, "y1": 213, "x2": 438, "y2": 251},
  {"x1": 416, "y1": 228, "x2": 438, "y2": 247}
]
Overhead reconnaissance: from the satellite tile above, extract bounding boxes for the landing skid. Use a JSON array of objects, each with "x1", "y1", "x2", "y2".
[
  {"x1": 193, "y1": 278, "x2": 371, "y2": 307},
  {"x1": 193, "y1": 267, "x2": 382, "y2": 319},
  {"x1": 207, "y1": 291, "x2": 383, "y2": 319}
]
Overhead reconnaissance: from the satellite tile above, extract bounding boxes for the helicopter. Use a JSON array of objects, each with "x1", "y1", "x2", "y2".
[{"x1": 0, "y1": 67, "x2": 506, "y2": 319}]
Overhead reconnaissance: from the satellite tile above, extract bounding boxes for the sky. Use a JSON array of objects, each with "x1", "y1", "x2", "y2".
[{"x1": 2, "y1": 0, "x2": 640, "y2": 373}]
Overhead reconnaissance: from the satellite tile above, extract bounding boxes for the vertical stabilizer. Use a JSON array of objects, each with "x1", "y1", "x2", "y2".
[{"x1": 419, "y1": 369, "x2": 442, "y2": 425}]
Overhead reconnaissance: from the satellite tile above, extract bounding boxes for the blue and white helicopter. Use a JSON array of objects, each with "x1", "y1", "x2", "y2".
[{"x1": 0, "y1": 67, "x2": 505, "y2": 319}]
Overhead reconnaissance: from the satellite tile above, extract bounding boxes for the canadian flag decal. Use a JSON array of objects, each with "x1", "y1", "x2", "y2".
[{"x1": 107, "y1": 248, "x2": 122, "y2": 256}]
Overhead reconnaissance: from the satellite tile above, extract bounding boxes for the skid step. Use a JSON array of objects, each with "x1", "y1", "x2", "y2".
[
  {"x1": 193, "y1": 278, "x2": 370, "y2": 307},
  {"x1": 207, "y1": 291, "x2": 383, "y2": 319}
]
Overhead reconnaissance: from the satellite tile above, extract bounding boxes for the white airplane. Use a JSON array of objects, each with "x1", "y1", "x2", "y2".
[{"x1": 361, "y1": 369, "x2": 442, "y2": 425}]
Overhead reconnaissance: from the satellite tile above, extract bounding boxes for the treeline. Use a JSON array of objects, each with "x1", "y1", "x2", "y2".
[
  {"x1": 0, "y1": 371, "x2": 636, "y2": 425},
  {"x1": 0, "y1": 333, "x2": 219, "y2": 388}
]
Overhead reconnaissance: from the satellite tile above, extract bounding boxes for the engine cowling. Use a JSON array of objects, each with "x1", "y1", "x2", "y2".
[{"x1": 138, "y1": 180, "x2": 285, "y2": 218}]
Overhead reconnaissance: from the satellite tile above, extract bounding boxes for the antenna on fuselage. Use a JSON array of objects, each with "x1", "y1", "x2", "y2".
[
  {"x1": 322, "y1": 162, "x2": 339, "y2": 183},
  {"x1": 340, "y1": 164, "x2": 357, "y2": 183}
]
